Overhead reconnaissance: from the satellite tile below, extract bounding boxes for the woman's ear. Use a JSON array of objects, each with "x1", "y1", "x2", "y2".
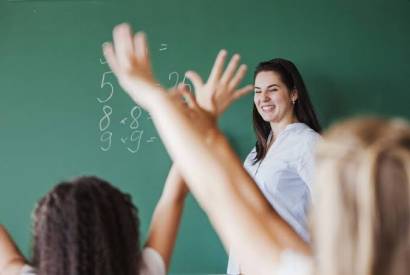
[{"x1": 291, "y1": 89, "x2": 298, "y2": 103}]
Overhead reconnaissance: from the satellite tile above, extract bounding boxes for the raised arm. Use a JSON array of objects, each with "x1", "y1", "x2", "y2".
[
  {"x1": 0, "y1": 225, "x2": 25, "y2": 275},
  {"x1": 145, "y1": 164, "x2": 188, "y2": 271},
  {"x1": 103, "y1": 23, "x2": 308, "y2": 274}
]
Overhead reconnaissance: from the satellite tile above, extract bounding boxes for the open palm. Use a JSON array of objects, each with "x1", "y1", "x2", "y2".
[
  {"x1": 185, "y1": 50, "x2": 253, "y2": 117},
  {"x1": 103, "y1": 24, "x2": 162, "y2": 110}
]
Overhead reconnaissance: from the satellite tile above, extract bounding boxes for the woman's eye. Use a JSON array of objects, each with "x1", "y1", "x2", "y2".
[{"x1": 254, "y1": 88, "x2": 277, "y2": 93}]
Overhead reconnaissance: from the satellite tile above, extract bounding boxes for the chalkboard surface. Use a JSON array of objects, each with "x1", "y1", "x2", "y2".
[{"x1": 1, "y1": 0, "x2": 409, "y2": 273}]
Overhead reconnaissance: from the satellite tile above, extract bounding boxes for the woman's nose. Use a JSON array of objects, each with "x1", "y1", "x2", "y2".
[{"x1": 261, "y1": 91, "x2": 270, "y2": 101}]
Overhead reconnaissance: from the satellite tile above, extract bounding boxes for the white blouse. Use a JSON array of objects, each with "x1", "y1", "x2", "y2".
[
  {"x1": 273, "y1": 250, "x2": 313, "y2": 275},
  {"x1": 227, "y1": 123, "x2": 320, "y2": 274}
]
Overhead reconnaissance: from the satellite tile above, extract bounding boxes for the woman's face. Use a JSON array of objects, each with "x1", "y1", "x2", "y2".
[{"x1": 254, "y1": 70, "x2": 296, "y2": 124}]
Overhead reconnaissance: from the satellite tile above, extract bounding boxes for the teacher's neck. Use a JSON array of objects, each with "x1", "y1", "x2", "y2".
[{"x1": 269, "y1": 114, "x2": 299, "y2": 141}]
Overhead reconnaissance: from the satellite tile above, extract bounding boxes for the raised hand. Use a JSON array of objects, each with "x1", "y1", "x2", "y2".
[
  {"x1": 103, "y1": 23, "x2": 163, "y2": 110},
  {"x1": 185, "y1": 50, "x2": 253, "y2": 117},
  {"x1": 168, "y1": 84, "x2": 218, "y2": 142}
]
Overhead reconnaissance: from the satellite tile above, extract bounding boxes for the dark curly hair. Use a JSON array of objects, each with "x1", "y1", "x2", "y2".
[{"x1": 31, "y1": 176, "x2": 141, "y2": 275}]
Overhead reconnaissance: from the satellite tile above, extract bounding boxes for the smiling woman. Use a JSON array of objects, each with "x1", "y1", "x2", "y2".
[{"x1": 227, "y1": 58, "x2": 322, "y2": 274}]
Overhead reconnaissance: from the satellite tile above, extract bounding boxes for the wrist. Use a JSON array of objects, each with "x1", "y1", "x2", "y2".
[
  {"x1": 146, "y1": 89, "x2": 173, "y2": 115},
  {"x1": 127, "y1": 83, "x2": 168, "y2": 113},
  {"x1": 199, "y1": 110, "x2": 221, "y2": 145}
]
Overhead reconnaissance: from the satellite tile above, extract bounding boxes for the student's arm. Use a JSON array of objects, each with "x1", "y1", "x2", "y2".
[
  {"x1": 145, "y1": 52, "x2": 251, "y2": 271},
  {"x1": 145, "y1": 164, "x2": 188, "y2": 270},
  {"x1": 0, "y1": 225, "x2": 25, "y2": 275},
  {"x1": 103, "y1": 24, "x2": 309, "y2": 274}
]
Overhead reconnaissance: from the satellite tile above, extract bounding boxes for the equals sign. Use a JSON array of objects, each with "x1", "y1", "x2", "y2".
[
  {"x1": 159, "y1": 43, "x2": 168, "y2": 51},
  {"x1": 146, "y1": 137, "x2": 157, "y2": 143}
]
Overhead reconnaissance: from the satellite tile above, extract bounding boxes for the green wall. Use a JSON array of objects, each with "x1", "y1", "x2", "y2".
[{"x1": 1, "y1": 0, "x2": 409, "y2": 273}]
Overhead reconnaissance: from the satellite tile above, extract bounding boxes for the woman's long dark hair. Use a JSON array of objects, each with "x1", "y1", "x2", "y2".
[
  {"x1": 32, "y1": 176, "x2": 141, "y2": 275},
  {"x1": 252, "y1": 58, "x2": 321, "y2": 163}
]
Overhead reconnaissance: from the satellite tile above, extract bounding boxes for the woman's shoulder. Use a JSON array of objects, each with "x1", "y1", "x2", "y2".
[
  {"x1": 288, "y1": 124, "x2": 321, "y2": 156},
  {"x1": 244, "y1": 146, "x2": 257, "y2": 167},
  {"x1": 292, "y1": 123, "x2": 320, "y2": 139}
]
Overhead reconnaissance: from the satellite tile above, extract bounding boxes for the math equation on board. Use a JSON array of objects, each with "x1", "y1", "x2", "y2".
[{"x1": 96, "y1": 42, "x2": 191, "y2": 154}]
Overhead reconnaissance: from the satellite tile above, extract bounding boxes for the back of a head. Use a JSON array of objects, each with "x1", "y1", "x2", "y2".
[
  {"x1": 31, "y1": 176, "x2": 141, "y2": 275},
  {"x1": 312, "y1": 117, "x2": 410, "y2": 275}
]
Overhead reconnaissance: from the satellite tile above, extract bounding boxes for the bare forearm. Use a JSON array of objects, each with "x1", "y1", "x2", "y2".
[
  {"x1": 145, "y1": 198, "x2": 185, "y2": 270},
  {"x1": 148, "y1": 98, "x2": 291, "y2": 272},
  {"x1": 145, "y1": 164, "x2": 188, "y2": 270}
]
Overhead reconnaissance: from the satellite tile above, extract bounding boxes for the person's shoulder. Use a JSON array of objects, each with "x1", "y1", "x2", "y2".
[
  {"x1": 19, "y1": 265, "x2": 36, "y2": 275},
  {"x1": 293, "y1": 124, "x2": 321, "y2": 144},
  {"x1": 273, "y1": 250, "x2": 313, "y2": 275},
  {"x1": 140, "y1": 247, "x2": 166, "y2": 275},
  {"x1": 1, "y1": 260, "x2": 27, "y2": 275},
  {"x1": 244, "y1": 146, "x2": 257, "y2": 167},
  {"x1": 248, "y1": 146, "x2": 257, "y2": 157},
  {"x1": 290, "y1": 124, "x2": 321, "y2": 155},
  {"x1": 293, "y1": 123, "x2": 320, "y2": 138}
]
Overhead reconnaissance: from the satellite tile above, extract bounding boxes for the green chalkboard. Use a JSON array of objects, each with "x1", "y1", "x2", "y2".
[{"x1": 1, "y1": 0, "x2": 409, "y2": 273}]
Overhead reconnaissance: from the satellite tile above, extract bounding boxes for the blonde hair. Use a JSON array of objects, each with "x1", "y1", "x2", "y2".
[{"x1": 312, "y1": 117, "x2": 410, "y2": 275}]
